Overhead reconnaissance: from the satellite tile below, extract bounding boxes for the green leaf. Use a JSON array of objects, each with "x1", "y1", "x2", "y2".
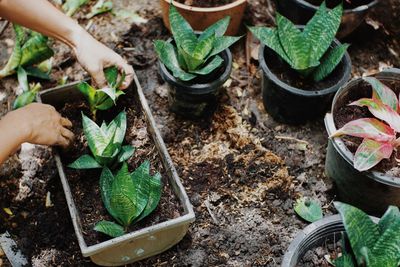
[
  {"x1": 303, "y1": 2, "x2": 343, "y2": 65},
  {"x1": 198, "y1": 16, "x2": 230, "y2": 41},
  {"x1": 117, "y1": 145, "x2": 135, "y2": 163},
  {"x1": 169, "y1": 5, "x2": 197, "y2": 54},
  {"x1": 249, "y1": 26, "x2": 292, "y2": 66},
  {"x1": 104, "y1": 66, "x2": 119, "y2": 88},
  {"x1": 100, "y1": 167, "x2": 118, "y2": 219},
  {"x1": 86, "y1": 0, "x2": 113, "y2": 19},
  {"x1": 0, "y1": 25, "x2": 23, "y2": 79},
  {"x1": 136, "y1": 172, "x2": 162, "y2": 222},
  {"x1": 17, "y1": 67, "x2": 29, "y2": 93},
  {"x1": 354, "y1": 139, "x2": 393, "y2": 172},
  {"x1": 178, "y1": 45, "x2": 205, "y2": 72},
  {"x1": 12, "y1": 91, "x2": 36, "y2": 110},
  {"x1": 62, "y1": 0, "x2": 89, "y2": 16},
  {"x1": 334, "y1": 202, "x2": 380, "y2": 266},
  {"x1": 154, "y1": 40, "x2": 196, "y2": 81},
  {"x1": 208, "y1": 36, "x2": 241, "y2": 58},
  {"x1": 82, "y1": 112, "x2": 108, "y2": 155},
  {"x1": 98, "y1": 87, "x2": 124, "y2": 104},
  {"x1": 276, "y1": 13, "x2": 311, "y2": 70},
  {"x1": 94, "y1": 220, "x2": 125, "y2": 238},
  {"x1": 333, "y1": 253, "x2": 356, "y2": 267},
  {"x1": 20, "y1": 34, "x2": 54, "y2": 67},
  {"x1": 313, "y1": 43, "x2": 349, "y2": 82},
  {"x1": 379, "y1": 206, "x2": 400, "y2": 234},
  {"x1": 25, "y1": 66, "x2": 51, "y2": 80},
  {"x1": 294, "y1": 197, "x2": 323, "y2": 223},
  {"x1": 190, "y1": 55, "x2": 223, "y2": 75},
  {"x1": 110, "y1": 111, "x2": 127, "y2": 146},
  {"x1": 363, "y1": 77, "x2": 399, "y2": 112},
  {"x1": 77, "y1": 82, "x2": 97, "y2": 114},
  {"x1": 68, "y1": 154, "x2": 102, "y2": 169},
  {"x1": 371, "y1": 220, "x2": 400, "y2": 267},
  {"x1": 193, "y1": 34, "x2": 215, "y2": 60}
]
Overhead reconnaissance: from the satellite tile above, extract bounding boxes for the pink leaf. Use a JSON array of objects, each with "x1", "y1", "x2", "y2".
[
  {"x1": 331, "y1": 118, "x2": 395, "y2": 142},
  {"x1": 354, "y1": 139, "x2": 393, "y2": 171},
  {"x1": 363, "y1": 77, "x2": 398, "y2": 112},
  {"x1": 350, "y1": 98, "x2": 400, "y2": 132}
]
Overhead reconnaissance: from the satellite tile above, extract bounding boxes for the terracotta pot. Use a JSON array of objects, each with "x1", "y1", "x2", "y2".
[{"x1": 160, "y1": 0, "x2": 247, "y2": 36}]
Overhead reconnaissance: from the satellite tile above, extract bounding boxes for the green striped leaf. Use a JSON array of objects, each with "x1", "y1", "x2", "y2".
[
  {"x1": 0, "y1": 25, "x2": 23, "y2": 79},
  {"x1": 198, "y1": 16, "x2": 230, "y2": 41},
  {"x1": 17, "y1": 67, "x2": 29, "y2": 93},
  {"x1": 12, "y1": 91, "x2": 37, "y2": 110},
  {"x1": 82, "y1": 112, "x2": 108, "y2": 155},
  {"x1": 99, "y1": 167, "x2": 118, "y2": 220},
  {"x1": 169, "y1": 5, "x2": 197, "y2": 53},
  {"x1": 68, "y1": 154, "x2": 102, "y2": 169},
  {"x1": 333, "y1": 253, "x2": 356, "y2": 267},
  {"x1": 178, "y1": 44, "x2": 205, "y2": 72},
  {"x1": 371, "y1": 220, "x2": 400, "y2": 266},
  {"x1": 193, "y1": 34, "x2": 215, "y2": 60},
  {"x1": 208, "y1": 36, "x2": 241, "y2": 59},
  {"x1": 363, "y1": 77, "x2": 399, "y2": 112},
  {"x1": 249, "y1": 26, "x2": 292, "y2": 66},
  {"x1": 190, "y1": 55, "x2": 223, "y2": 75},
  {"x1": 20, "y1": 33, "x2": 54, "y2": 67},
  {"x1": 94, "y1": 220, "x2": 125, "y2": 238},
  {"x1": 117, "y1": 145, "x2": 135, "y2": 163},
  {"x1": 379, "y1": 206, "x2": 400, "y2": 234},
  {"x1": 313, "y1": 43, "x2": 349, "y2": 82},
  {"x1": 154, "y1": 40, "x2": 196, "y2": 81},
  {"x1": 135, "y1": 169, "x2": 162, "y2": 222}
]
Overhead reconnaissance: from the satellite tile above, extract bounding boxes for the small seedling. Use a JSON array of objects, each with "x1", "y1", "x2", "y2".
[
  {"x1": 249, "y1": 1, "x2": 348, "y2": 82},
  {"x1": 294, "y1": 197, "x2": 323, "y2": 223},
  {"x1": 331, "y1": 77, "x2": 400, "y2": 171},
  {"x1": 68, "y1": 111, "x2": 134, "y2": 169},
  {"x1": 154, "y1": 4, "x2": 241, "y2": 82},
  {"x1": 333, "y1": 202, "x2": 400, "y2": 267},
  {"x1": 94, "y1": 162, "x2": 162, "y2": 238},
  {"x1": 77, "y1": 66, "x2": 125, "y2": 119},
  {"x1": 12, "y1": 67, "x2": 41, "y2": 109}
]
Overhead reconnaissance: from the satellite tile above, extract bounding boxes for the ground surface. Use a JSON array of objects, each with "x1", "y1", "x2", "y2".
[{"x1": 0, "y1": 0, "x2": 399, "y2": 266}]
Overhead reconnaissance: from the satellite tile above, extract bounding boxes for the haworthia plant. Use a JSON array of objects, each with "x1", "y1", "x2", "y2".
[
  {"x1": 68, "y1": 111, "x2": 135, "y2": 169},
  {"x1": 333, "y1": 202, "x2": 400, "y2": 267},
  {"x1": 12, "y1": 67, "x2": 42, "y2": 109},
  {"x1": 331, "y1": 77, "x2": 400, "y2": 171},
  {"x1": 0, "y1": 24, "x2": 54, "y2": 79},
  {"x1": 154, "y1": 5, "x2": 242, "y2": 81},
  {"x1": 249, "y1": 1, "x2": 348, "y2": 82},
  {"x1": 94, "y1": 162, "x2": 162, "y2": 238},
  {"x1": 77, "y1": 66, "x2": 125, "y2": 119},
  {"x1": 294, "y1": 197, "x2": 323, "y2": 223}
]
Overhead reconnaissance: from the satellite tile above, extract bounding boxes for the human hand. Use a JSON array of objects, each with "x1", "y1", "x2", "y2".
[
  {"x1": 6, "y1": 103, "x2": 74, "y2": 148},
  {"x1": 71, "y1": 29, "x2": 134, "y2": 90}
]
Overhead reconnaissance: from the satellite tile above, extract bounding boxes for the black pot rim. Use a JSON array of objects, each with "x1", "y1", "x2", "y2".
[
  {"x1": 159, "y1": 38, "x2": 233, "y2": 95},
  {"x1": 281, "y1": 214, "x2": 379, "y2": 267},
  {"x1": 258, "y1": 39, "x2": 352, "y2": 97},
  {"x1": 290, "y1": 0, "x2": 380, "y2": 13},
  {"x1": 325, "y1": 68, "x2": 400, "y2": 187}
]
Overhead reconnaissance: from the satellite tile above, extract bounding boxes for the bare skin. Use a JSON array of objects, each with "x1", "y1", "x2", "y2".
[{"x1": 0, "y1": 0, "x2": 134, "y2": 165}]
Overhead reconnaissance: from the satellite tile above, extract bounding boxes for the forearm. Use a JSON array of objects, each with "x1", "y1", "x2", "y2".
[
  {"x1": 0, "y1": 114, "x2": 27, "y2": 165},
  {"x1": 0, "y1": 0, "x2": 87, "y2": 48}
]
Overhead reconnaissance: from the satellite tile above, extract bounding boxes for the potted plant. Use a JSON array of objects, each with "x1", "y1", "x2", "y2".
[
  {"x1": 325, "y1": 68, "x2": 400, "y2": 216},
  {"x1": 160, "y1": 0, "x2": 247, "y2": 36},
  {"x1": 282, "y1": 202, "x2": 400, "y2": 267},
  {"x1": 155, "y1": 4, "x2": 242, "y2": 119},
  {"x1": 249, "y1": 2, "x2": 351, "y2": 124},
  {"x1": 275, "y1": 0, "x2": 380, "y2": 38},
  {"x1": 37, "y1": 71, "x2": 195, "y2": 266}
]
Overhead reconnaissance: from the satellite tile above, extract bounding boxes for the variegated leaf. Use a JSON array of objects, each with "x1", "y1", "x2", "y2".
[
  {"x1": 82, "y1": 113, "x2": 108, "y2": 155},
  {"x1": 333, "y1": 253, "x2": 356, "y2": 267},
  {"x1": 249, "y1": 26, "x2": 292, "y2": 66},
  {"x1": 330, "y1": 118, "x2": 395, "y2": 142},
  {"x1": 350, "y1": 98, "x2": 400, "y2": 132},
  {"x1": 100, "y1": 167, "x2": 118, "y2": 220},
  {"x1": 110, "y1": 111, "x2": 127, "y2": 146},
  {"x1": 178, "y1": 44, "x2": 205, "y2": 72},
  {"x1": 117, "y1": 145, "x2": 135, "y2": 163},
  {"x1": 169, "y1": 5, "x2": 197, "y2": 53},
  {"x1": 190, "y1": 55, "x2": 223, "y2": 75},
  {"x1": 94, "y1": 220, "x2": 125, "y2": 238},
  {"x1": 17, "y1": 67, "x2": 29, "y2": 93},
  {"x1": 20, "y1": 33, "x2": 54, "y2": 67},
  {"x1": 0, "y1": 25, "x2": 23, "y2": 78},
  {"x1": 136, "y1": 172, "x2": 162, "y2": 222},
  {"x1": 379, "y1": 206, "x2": 400, "y2": 234},
  {"x1": 371, "y1": 220, "x2": 400, "y2": 266},
  {"x1": 198, "y1": 16, "x2": 230, "y2": 41},
  {"x1": 68, "y1": 154, "x2": 102, "y2": 169},
  {"x1": 313, "y1": 43, "x2": 349, "y2": 82},
  {"x1": 354, "y1": 139, "x2": 393, "y2": 171},
  {"x1": 363, "y1": 77, "x2": 399, "y2": 112},
  {"x1": 77, "y1": 82, "x2": 97, "y2": 110},
  {"x1": 208, "y1": 36, "x2": 241, "y2": 59},
  {"x1": 193, "y1": 34, "x2": 215, "y2": 60}
]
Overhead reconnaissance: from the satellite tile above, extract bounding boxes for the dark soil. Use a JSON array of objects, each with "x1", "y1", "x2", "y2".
[
  {"x1": 299, "y1": 237, "x2": 344, "y2": 266},
  {"x1": 57, "y1": 87, "x2": 183, "y2": 246},
  {"x1": 264, "y1": 46, "x2": 347, "y2": 91},
  {"x1": 307, "y1": 0, "x2": 375, "y2": 9},
  {"x1": 333, "y1": 79, "x2": 400, "y2": 176},
  {"x1": 175, "y1": 0, "x2": 235, "y2": 8}
]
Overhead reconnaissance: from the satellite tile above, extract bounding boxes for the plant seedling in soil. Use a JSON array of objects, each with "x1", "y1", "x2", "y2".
[
  {"x1": 12, "y1": 67, "x2": 42, "y2": 109},
  {"x1": 62, "y1": 0, "x2": 89, "y2": 17},
  {"x1": 249, "y1": 1, "x2": 348, "y2": 82},
  {"x1": 331, "y1": 77, "x2": 400, "y2": 171},
  {"x1": 333, "y1": 202, "x2": 400, "y2": 267},
  {"x1": 68, "y1": 111, "x2": 134, "y2": 169},
  {"x1": 0, "y1": 24, "x2": 54, "y2": 79},
  {"x1": 86, "y1": 0, "x2": 113, "y2": 19},
  {"x1": 77, "y1": 66, "x2": 125, "y2": 119},
  {"x1": 294, "y1": 197, "x2": 323, "y2": 223},
  {"x1": 94, "y1": 162, "x2": 162, "y2": 238},
  {"x1": 154, "y1": 4, "x2": 242, "y2": 81}
]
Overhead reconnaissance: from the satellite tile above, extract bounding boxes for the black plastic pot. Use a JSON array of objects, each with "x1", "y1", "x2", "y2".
[
  {"x1": 275, "y1": 0, "x2": 380, "y2": 38},
  {"x1": 325, "y1": 68, "x2": 400, "y2": 216},
  {"x1": 281, "y1": 215, "x2": 379, "y2": 267},
  {"x1": 259, "y1": 40, "x2": 351, "y2": 125},
  {"x1": 159, "y1": 42, "x2": 232, "y2": 119}
]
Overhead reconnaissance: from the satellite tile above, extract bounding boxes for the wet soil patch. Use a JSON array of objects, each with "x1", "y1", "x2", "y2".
[
  {"x1": 57, "y1": 87, "x2": 183, "y2": 246},
  {"x1": 263, "y1": 46, "x2": 347, "y2": 91},
  {"x1": 175, "y1": 0, "x2": 235, "y2": 8}
]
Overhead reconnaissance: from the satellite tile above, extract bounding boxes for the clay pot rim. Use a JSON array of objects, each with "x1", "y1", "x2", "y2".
[
  {"x1": 164, "y1": 0, "x2": 247, "y2": 12},
  {"x1": 291, "y1": 0, "x2": 380, "y2": 14}
]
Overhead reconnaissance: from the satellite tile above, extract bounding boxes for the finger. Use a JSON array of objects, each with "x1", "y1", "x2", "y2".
[
  {"x1": 57, "y1": 135, "x2": 71, "y2": 148},
  {"x1": 117, "y1": 62, "x2": 134, "y2": 90},
  {"x1": 90, "y1": 66, "x2": 107, "y2": 88},
  {"x1": 60, "y1": 127, "x2": 75, "y2": 141},
  {"x1": 61, "y1": 117, "x2": 73, "y2": 128}
]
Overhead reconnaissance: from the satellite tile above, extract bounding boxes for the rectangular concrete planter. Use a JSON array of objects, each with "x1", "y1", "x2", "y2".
[{"x1": 37, "y1": 73, "x2": 195, "y2": 266}]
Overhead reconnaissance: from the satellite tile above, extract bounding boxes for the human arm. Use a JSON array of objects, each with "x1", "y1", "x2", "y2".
[
  {"x1": 0, "y1": 0, "x2": 134, "y2": 89},
  {"x1": 0, "y1": 103, "x2": 74, "y2": 165}
]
